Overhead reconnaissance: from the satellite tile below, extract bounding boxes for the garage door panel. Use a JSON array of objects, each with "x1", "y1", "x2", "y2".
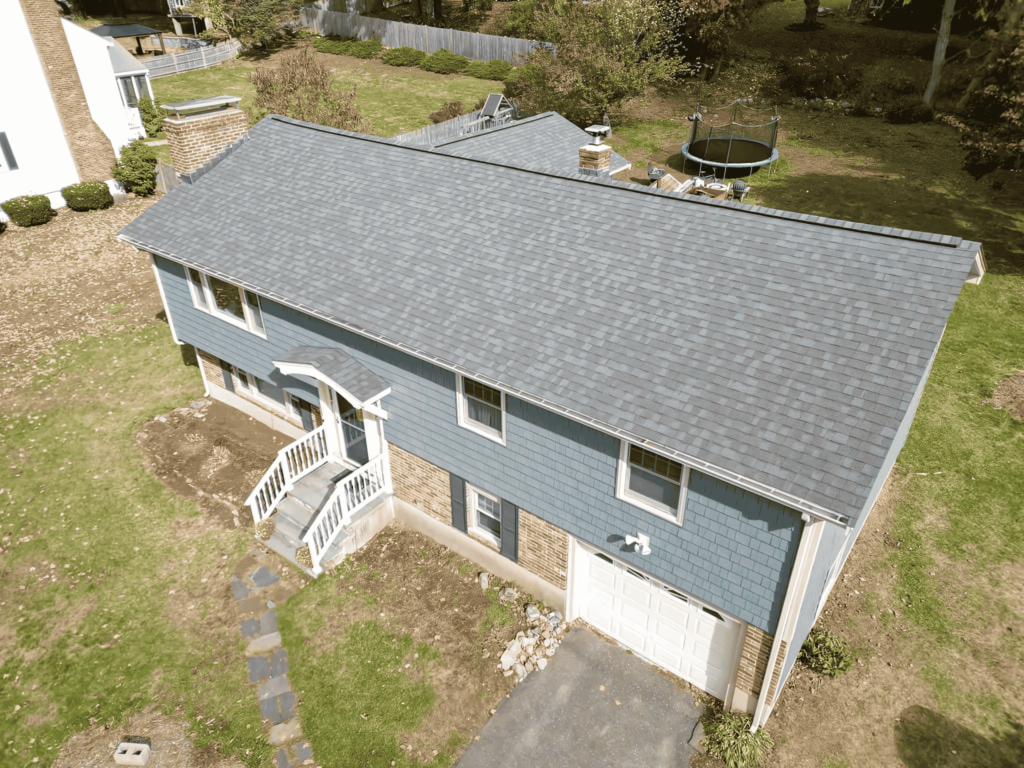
[{"x1": 576, "y1": 544, "x2": 740, "y2": 701}]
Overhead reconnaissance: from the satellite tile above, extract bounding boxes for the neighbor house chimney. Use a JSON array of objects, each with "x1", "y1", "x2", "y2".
[
  {"x1": 162, "y1": 96, "x2": 248, "y2": 175},
  {"x1": 18, "y1": 0, "x2": 117, "y2": 182},
  {"x1": 579, "y1": 125, "x2": 612, "y2": 174}
]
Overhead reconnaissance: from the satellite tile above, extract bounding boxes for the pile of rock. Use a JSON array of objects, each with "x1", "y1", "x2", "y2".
[{"x1": 499, "y1": 604, "x2": 568, "y2": 683}]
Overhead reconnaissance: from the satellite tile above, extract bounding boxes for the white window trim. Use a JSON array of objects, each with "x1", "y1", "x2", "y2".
[
  {"x1": 186, "y1": 268, "x2": 267, "y2": 338},
  {"x1": 455, "y1": 373, "x2": 506, "y2": 446},
  {"x1": 467, "y1": 484, "x2": 502, "y2": 548},
  {"x1": 615, "y1": 441, "x2": 689, "y2": 525}
]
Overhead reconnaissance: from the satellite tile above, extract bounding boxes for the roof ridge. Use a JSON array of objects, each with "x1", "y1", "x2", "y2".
[
  {"x1": 432, "y1": 111, "x2": 554, "y2": 147},
  {"x1": 265, "y1": 115, "x2": 971, "y2": 250}
]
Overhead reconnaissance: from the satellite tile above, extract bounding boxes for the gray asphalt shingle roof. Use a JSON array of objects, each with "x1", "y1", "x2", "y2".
[
  {"x1": 430, "y1": 112, "x2": 631, "y2": 175},
  {"x1": 120, "y1": 116, "x2": 981, "y2": 524},
  {"x1": 274, "y1": 346, "x2": 390, "y2": 405}
]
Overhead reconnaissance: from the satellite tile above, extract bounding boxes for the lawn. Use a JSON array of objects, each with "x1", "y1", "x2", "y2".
[{"x1": 150, "y1": 44, "x2": 502, "y2": 139}]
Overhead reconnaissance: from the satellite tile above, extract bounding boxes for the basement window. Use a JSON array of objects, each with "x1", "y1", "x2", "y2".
[{"x1": 186, "y1": 267, "x2": 266, "y2": 337}]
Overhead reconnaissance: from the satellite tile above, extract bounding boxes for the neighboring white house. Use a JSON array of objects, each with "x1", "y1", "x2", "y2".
[{"x1": 0, "y1": 2, "x2": 150, "y2": 212}]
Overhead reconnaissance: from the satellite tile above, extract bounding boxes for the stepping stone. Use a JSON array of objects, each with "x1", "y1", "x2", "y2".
[
  {"x1": 258, "y1": 675, "x2": 291, "y2": 701},
  {"x1": 296, "y1": 741, "x2": 313, "y2": 762},
  {"x1": 260, "y1": 696, "x2": 288, "y2": 724},
  {"x1": 276, "y1": 748, "x2": 290, "y2": 768},
  {"x1": 231, "y1": 576, "x2": 250, "y2": 600},
  {"x1": 259, "y1": 609, "x2": 278, "y2": 636},
  {"x1": 247, "y1": 656, "x2": 271, "y2": 683},
  {"x1": 236, "y1": 596, "x2": 265, "y2": 615},
  {"x1": 246, "y1": 631, "x2": 282, "y2": 655},
  {"x1": 240, "y1": 618, "x2": 260, "y2": 638},
  {"x1": 279, "y1": 691, "x2": 297, "y2": 721},
  {"x1": 270, "y1": 649, "x2": 289, "y2": 678},
  {"x1": 268, "y1": 718, "x2": 301, "y2": 745},
  {"x1": 234, "y1": 554, "x2": 259, "y2": 579},
  {"x1": 251, "y1": 566, "x2": 279, "y2": 589}
]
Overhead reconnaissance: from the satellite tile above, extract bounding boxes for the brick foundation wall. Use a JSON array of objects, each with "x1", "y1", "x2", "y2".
[
  {"x1": 766, "y1": 640, "x2": 787, "y2": 702},
  {"x1": 389, "y1": 444, "x2": 452, "y2": 525},
  {"x1": 518, "y1": 509, "x2": 569, "y2": 589},
  {"x1": 19, "y1": 0, "x2": 117, "y2": 182},
  {"x1": 197, "y1": 349, "x2": 225, "y2": 388},
  {"x1": 736, "y1": 624, "x2": 773, "y2": 696},
  {"x1": 164, "y1": 108, "x2": 249, "y2": 174},
  {"x1": 197, "y1": 347, "x2": 307, "y2": 430}
]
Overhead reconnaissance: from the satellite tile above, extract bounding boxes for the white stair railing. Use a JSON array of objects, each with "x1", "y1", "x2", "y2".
[
  {"x1": 246, "y1": 424, "x2": 330, "y2": 523},
  {"x1": 304, "y1": 449, "x2": 391, "y2": 574}
]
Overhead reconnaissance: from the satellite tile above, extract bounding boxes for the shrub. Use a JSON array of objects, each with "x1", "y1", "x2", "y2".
[
  {"x1": 112, "y1": 139, "x2": 158, "y2": 196},
  {"x1": 1, "y1": 195, "x2": 56, "y2": 227},
  {"x1": 137, "y1": 95, "x2": 164, "y2": 138},
  {"x1": 429, "y1": 101, "x2": 466, "y2": 124},
  {"x1": 255, "y1": 518, "x2": 276, "y2": 541},
  {"x1": 296, "y1": 546, "x2": 313, "y2": 569},
  {"x1": 61, "y1": 181, "x2": 114, "y2": 212},
  {"x1": 313, "y1": 35, "x2": 382, "y2": 59},
  {"x1": 799, "y1": 629, "x2": 854, "y2": 677},
  {"x1": 382, "y1": 46, "x2": 427, "y2": 67},
  {"x1": 780, "y1": 50, "x2": 861, "y2": 100},
  {"x1": 502, "y1": 0, "x2": 545, "y2": 40},
  {"x1": 478, "y1": 0, "x2": 493, "y2": 9},
  {"x1": 702, "y1": 710, "x2": 774, "y2": 768},
  {"x1": 420, "y1": 48, "x2": 469, "y2": 75},
  {"x1": 465, "y1": 59, "x2": 512, "y2": 81}
]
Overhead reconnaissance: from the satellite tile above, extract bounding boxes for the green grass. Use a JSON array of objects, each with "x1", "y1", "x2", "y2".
[
  {"x1": 0, "y1": 324, "x2": 267, "y2": 767},
  {"x1": 278, "y1": 579, "x2": 457, "y2": 768},
  {"x1": 606, "y1": 119, "x2": 685, "y2": 159},
  {"x1": 479, "y1": 588, "x2": 514, "y2": 635},
  {"x1": 150, "y1": 49, "x2": 499, "y2": 139}
]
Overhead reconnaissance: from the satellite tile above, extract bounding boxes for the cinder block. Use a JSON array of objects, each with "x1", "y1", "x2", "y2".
[{"x1": 114, "y1": 742, "x2": 151, "y2": 765}]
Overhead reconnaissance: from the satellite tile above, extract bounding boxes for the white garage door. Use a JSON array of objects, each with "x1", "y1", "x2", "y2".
[{"x1": 573, "y1": 543, "x2": 743, "y2": 700}]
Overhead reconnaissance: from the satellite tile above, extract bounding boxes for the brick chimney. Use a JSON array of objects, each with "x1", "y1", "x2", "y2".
[
  {"x1": 162, "y1": 96, "x2": 249, "y2": 174},
  {"x1": 578, "y1": 125, "x2": 612, "y2": 175},
  {"x1": 18, "y1": 0, "x2": 116, "y2": 182}
]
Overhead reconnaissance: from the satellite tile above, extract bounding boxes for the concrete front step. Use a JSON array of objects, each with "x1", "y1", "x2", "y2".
[{"x1": 287, "y1": 461, "x2": 350, "y2": 511}]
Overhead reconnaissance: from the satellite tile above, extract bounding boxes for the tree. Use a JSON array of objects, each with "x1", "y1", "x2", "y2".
[
  {"x1": 248, "y1": 46, "x2": 371, "y2": 133},
  {"x1": 187, "y1": 0, "x2": 304, "y2": 46},
  {"x1": 504, "y1": 0, "x2": 683, "y2": 126},
  {"x1": 802, "y1": 0, "x2": 820, "y2": 28},
  {"x1": 923, "y1": 0, "x2": 957, "y2": 106},
  {"x1": 955, "y1": 0, "x2": 1024, "y2": 110},
  {"x1": 662, "y1": 0, "x2": 775, "y2": 68}
]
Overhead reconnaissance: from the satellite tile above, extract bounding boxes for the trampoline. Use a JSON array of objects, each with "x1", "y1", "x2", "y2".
[{"x1": 681, "y1": 100, "x2": 780, "y2": 177}]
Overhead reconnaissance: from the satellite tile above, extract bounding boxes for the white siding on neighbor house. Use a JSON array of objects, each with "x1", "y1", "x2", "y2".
[
  {"x1": 62, "y1": 19, "x2": 144, "y2": 157},
  {"x1": 0, "y1": 1, "x2": 79, "y2": 208}
]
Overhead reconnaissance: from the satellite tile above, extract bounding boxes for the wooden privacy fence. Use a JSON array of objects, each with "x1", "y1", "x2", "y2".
[
  {"x1": 144, "y1": 39, "x2": 243, "y2": 78},
  {"x1": 300, "y1": 6, "x2": 549, "y2": 65}
]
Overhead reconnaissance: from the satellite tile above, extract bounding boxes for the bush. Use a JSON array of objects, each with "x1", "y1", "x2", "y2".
[
  {"x1": 112, "y1": 139, "x2": 158, "y2": 196},
  {"x1": 1, "y1": 195, "x2": 56, "y2": 227},
  {"x1": 799, "y1": 629, "x2": 854, "y2": 677},
  {"x1": 61, "y1": 181, "x2": 114, "y2": 212},
  {"x1": 781, "y1": 50, "x2": 862, "y2": 99},
  {"x1": 502, "y1": 0, "x2": 545, "y2": 40},
  {"x1": 296, "y1": 546, "x2": 313, "y2": 569},
  {"x1": 313, "y1": 36, "x2": 382, "y2": 59},
  {"x1": 255, "y1": 518, "x2": 275, "y2": 541},
  {"x1": 478, "y1": 0, "x2": 493, "y2": 9},
  {"x1": 382, "y1": 46, "x2": 427, "y2": 67},
  {"x1": 429, "y1": 101, "x2": 466, "y2": 123},
  {"x1": 465, "y1": 59, "x2": 512, "y2": 81},
  {"x1": 420, "y1": 48, "x2": 469, "y2": 75},
  {"x1": 702, "y1": 710, "x2": 774, "y2": 768},
  {"x1": 137, "y1": 95, "x2": 164, "y2": 138}
]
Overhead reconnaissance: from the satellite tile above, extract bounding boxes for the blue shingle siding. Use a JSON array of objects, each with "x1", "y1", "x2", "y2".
[{"x1": 157, "y1": 254, "x2": 801, "y2": 632}]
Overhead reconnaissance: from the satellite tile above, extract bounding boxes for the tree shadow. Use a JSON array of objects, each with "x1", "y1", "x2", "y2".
[{"x1": 895, "y1": 705, "x2": 1024, "y2": 768}]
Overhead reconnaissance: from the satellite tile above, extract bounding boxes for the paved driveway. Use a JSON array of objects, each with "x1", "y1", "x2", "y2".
[{"x1": 457, "y1": 626, "x2": 703, "y2": 768}]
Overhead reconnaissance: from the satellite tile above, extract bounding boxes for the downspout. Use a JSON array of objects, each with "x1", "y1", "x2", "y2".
[{"x1": 750, "y1": 513, "x2": 822, "y2": 731}]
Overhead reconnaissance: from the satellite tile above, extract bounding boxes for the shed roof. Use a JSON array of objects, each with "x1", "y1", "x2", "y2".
[
  {"x1": 91, "y1": 23, "x2": 162, "y2": 38},
  {"x1": 107, "y1": 41, "x2": 146, "y2": 74},
  {"x1": 119, "y1": 116, "x2": 981, "y2": 525}
]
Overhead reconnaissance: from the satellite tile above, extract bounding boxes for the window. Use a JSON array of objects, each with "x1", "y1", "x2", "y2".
[
  {"x1": 235, "y1": 367, "x2": 252, "y2": 392},
  {"x1": 186, "y1": 268, "x2": 266, "y2": 337},
  {"x1": 457, "y1": 375, "x2": 505, "y2": 444},
  {"x1": 0, "y1": 132, "x2": 17, "y2": 173},
  {"x1": 616, "y1": 442, "x2": 689, "y2": 523},
  {"x1": 117, "y1": 75, "x2": 150, "y2": 108},
  {"x1": 468, "y1": 485, "x2": 502, "y2": 547}
]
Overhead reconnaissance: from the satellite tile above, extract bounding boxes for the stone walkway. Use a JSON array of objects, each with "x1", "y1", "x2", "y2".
[{"x1": 231, "y1": 549, "x2": 316, "y2": 768}]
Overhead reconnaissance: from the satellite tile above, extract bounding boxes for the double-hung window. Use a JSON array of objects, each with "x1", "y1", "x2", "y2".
[
  {"x1": 186, "y1": 267, "x2": 266, "y2": 337},
  {"x1": 457, "y1": 375, "x2": 505, "y2": 444},
  {"x1": 118, "y1": 75, "x2": 150, "y2": 108},
  {"x1": 468, "y1": 485, "x2": 502, "y2": 547},
  {"x1": 617, "y1": 443, "x2": 689, "y2": 523}
]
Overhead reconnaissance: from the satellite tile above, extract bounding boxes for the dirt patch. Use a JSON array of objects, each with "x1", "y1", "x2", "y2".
[
  {"x1": 136, "y1": 399, "x2": 292, "y2": 528},
  {"x1": 991, "y1": 370, "x2": 1024, "y2": 420},
  {"x1": 51, "y1": 705, "x2": 244, "y2": 768}
]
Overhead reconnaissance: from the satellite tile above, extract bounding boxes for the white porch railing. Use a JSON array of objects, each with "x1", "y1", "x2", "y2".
[
  {"x1": 246, "y1": 424, "x2": 330, "y2": 523},
  {"x1": 303, "y1": 449, "x2": 391, "y2": 574}
]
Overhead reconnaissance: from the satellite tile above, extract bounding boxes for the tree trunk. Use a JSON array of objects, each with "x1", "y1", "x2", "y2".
[
  {"x1": 434, "y1": 0, "x2": 444, "y2": 21},
  {"x1": 410, "y1": 0, "x2": 422, "y2": 16},
  {"x1": 803, "y1": 0, "x2": 818, "y2": 26},
  {"x1": 956, "y1": 0, "x2": 1024, "y2": 111},
  {"x1": 923, "y1": 0, "x2": 956, "y2": 107}
]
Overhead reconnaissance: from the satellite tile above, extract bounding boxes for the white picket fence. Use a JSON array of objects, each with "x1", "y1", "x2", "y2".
[
  {"x1": 144, "y1": 39, "x2": 243, "y2": 78},
  {"x1": 300, "y1": 6, "x2": 548, "y2": 65}
]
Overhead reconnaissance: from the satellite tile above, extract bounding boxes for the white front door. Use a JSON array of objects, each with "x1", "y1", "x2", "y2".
[
  {"x1": 573, "y1": 542, "x2": 742, "y2": 700},
  {"x1": 330, "y1": 389, "x2": 369, "y2": 466}
]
